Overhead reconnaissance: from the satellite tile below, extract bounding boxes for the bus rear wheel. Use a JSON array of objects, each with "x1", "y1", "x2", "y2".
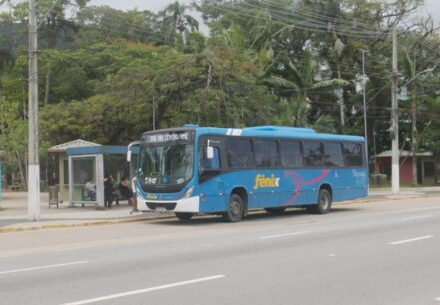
[
  {"x1": 223, "y1": 194, "x2": 244, "y2": 222},
  {"x1": 265, "y1": 207, "x2": 286, "y2": 214},
  {"x1": 175, "y1": 212, "x2": 194, "y2": 221},
  {"x1": 307, "y1": 189, "x2": 332, "y2": 214}
]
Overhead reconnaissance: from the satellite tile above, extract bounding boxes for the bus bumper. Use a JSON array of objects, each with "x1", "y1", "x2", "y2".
[{"x1": 136, "y1": 196, "x2": 200, "y2": 213}]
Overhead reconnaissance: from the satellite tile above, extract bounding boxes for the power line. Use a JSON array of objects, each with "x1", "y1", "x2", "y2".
[{"x1": 203, "y1": 2, "x2": 384, "y2": 38}]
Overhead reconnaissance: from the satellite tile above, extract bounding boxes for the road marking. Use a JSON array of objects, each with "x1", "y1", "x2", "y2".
[
  {"x1": 0, "y1": 261, "x2": 88, "y2": 275},
  {"x1": 259, "y1": 231, "x2": 311, "y2": 240},
  {"x1": 436, "y1": 296, "x2": 440, "y2": 302},
  {"x1": 402, "y1": 215, "x2": 432, "y2": 221},
  {"x1": 389, "y1": 235, "x2": 434, "y2": 245},
  {"x1": 60, "y1": 275, "x2": 225, "y2": 305}
]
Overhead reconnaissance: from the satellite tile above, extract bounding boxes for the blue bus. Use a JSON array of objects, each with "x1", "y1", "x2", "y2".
[{"x1": 127, "y1": 125, "x2": 368, "y2": 222}]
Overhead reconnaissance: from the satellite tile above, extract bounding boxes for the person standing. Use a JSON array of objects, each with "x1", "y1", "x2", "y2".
[
  {"x1": 104, "y1": 174, "x2": 114, "y2": 209},
  {"x1": 118, "y1": 177, "x2": 139, "y2": 214}
]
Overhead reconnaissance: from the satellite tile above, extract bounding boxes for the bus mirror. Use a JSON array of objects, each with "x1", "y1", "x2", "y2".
[
  {"x1": 207, "y1": 146, "x2": 214, "y2": 159},
  {"x1": 127, "y1": 140, "x2": 140, "y2": 162}
]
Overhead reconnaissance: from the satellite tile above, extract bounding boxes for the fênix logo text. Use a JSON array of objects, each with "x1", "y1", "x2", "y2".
[{"x1": 253, "y1": 174, "x2": 280, "y2": 190}]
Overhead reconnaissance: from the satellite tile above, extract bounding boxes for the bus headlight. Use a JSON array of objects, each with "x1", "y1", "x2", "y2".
[{"x1": 181, "y1": 186, "x2": 194, "y2": 199}]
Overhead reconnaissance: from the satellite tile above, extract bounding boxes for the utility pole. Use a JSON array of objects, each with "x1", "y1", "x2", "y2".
[
  {"x1": 152, "y1": 94, "x2": 156, "y2": 131},
  {"x1": 391, "y1": 28, "x2": 400, "y2": 194},
  {"x1": 373, "y1": 128, "x2": 377, "y2": 171},
  {"x1": 410, "y1": 54, "x2": 418, "y2": 186},
  {"x1": 28, "y1": 0, "x2": 41, "y2": 220},
  {"x1": 361, "y1": 50, "x2": 369, "y2": 176},
  {"x1": 334, "y1": 35, "x2": 345, "y2": 131}
]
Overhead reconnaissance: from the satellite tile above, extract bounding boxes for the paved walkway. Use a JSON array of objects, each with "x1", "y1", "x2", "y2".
[
  {"x1": 363, "y1": 186, "x2": 440, "y2": 201},
  {"x1": 0, "y1": 187, "x2": 439, "y2": 232},
  {"x1": 0, "y1": 191, "x2": 170, "y2": 232}
]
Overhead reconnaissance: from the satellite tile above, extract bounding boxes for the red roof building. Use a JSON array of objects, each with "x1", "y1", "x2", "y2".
[{"x1": 374, "y1": 150, "x2": 435, "y2": 185}]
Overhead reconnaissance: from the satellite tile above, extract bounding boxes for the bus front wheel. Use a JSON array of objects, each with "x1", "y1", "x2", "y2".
[
  {"x1": 175, "y1": 212, "x2": 194, "y2": 221},
  {"x1": 223, "y1": 194, "x2": 244, "y2": 222},
  {"x1": 307, "y1": 189, "x2": 332, "y2": 214}
]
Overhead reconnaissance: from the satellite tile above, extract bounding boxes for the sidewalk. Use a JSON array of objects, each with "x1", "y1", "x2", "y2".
[
  {"x1": 365, "y1": 186, "x2": 440, "y2": 201},
  {"x1": 0, "y1": 191, "x2": 172, "y2": 233},
  {"x1": 1, "y1": 187, "x2": 439, "y2": 233}
]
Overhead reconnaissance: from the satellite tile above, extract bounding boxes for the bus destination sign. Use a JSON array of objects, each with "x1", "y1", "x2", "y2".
[{"x1": 143, "y1": 131, "x2": 193, "y2": 144}]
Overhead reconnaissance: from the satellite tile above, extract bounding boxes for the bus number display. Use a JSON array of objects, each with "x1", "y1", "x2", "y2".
[{"x1": 143, "y1": 132, "x2": 191, "y2": 144}]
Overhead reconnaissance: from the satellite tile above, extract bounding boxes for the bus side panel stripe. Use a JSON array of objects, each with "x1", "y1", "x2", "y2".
[{"x1": 282, "y1": 170, "x2": 330, "y2": 207}]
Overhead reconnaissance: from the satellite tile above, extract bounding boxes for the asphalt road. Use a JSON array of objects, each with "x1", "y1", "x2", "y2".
[{"x1": 1, "y1": 196, "x2": 440, "y2": 305}]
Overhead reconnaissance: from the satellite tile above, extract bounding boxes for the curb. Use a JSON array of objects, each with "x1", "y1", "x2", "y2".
[
  {"x1": 340, "y1": 192, "x2": 440, "y2": 205},
  {"x1": 1, "y1": 193, "x2": 439, "y2": 233},
  {"x1": 0, "y1": 214, "x2": 175, "y2": 234}
]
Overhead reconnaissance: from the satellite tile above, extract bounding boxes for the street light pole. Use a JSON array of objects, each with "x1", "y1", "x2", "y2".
[
  {"x1": 28, "y1": 0, "x2": 41, "y2": 221},
  {"x1": 391, "y1": 28, "x2": 400, "y2": 195},
  {"x1": 400, "y1": 68, "x2": 435, "y2": 89}
]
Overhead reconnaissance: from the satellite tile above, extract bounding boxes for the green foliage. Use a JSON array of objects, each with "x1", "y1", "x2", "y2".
[{"x1": 1, "y1": 0, "x2": 440, "y2": 185}]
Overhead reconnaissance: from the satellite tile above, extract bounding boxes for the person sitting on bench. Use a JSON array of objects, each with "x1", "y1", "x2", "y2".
[{"x1": 84, "y1": 178, "x2": 96, "y2": 201}]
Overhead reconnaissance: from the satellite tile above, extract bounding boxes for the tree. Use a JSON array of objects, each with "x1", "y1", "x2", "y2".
[
  {"x1": 75, "y1": 6, "x2": 161, "y2": 46},
  {"x1": 2, "y1": 0, "x2": 440, "y2": 187},
  {"x1": 0, "y1": 55, "x2": 28, "y2": 188},
  {"x1": 160, "y1": 1, "x2": 199, "y2": 46}
]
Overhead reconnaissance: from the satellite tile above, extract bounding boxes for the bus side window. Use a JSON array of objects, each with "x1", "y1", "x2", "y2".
[
  {"x1": 325, "y1": 143, "x2": 344, "y2": 167},
  {"x1": 254, "y1": 140, "x2": 280, "y2": 168},
  {"x1": 279, "y1": 140, "x2": 302, "y2": 168},
  {"x1": 303, "y1": 141, "x2": 324, "y2": 167},
  {"x1": 199, "y1": 145, "x2": 221, "y2": 183},
  {"x1": 343, "y1": 143, "x2": 363, "y2": 167},
  {"x1": 227, "y1": 139, "x2": 255, "y2": 168},
  {"x1": 200, "y1": 146, "x2": 221, "y2": 172}
]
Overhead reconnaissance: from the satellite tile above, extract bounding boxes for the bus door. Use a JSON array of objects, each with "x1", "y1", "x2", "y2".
[{"x1": 198, "y1": 137, "x2": 226, "y2": 212}]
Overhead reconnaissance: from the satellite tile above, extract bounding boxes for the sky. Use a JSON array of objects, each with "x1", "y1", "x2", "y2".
[
  {"x1": 77, "y1": 0, "x2": 440, "y2": 35},
  {"x1": 1, "y1": 0, "x2": 439, "y2": 23},
  {"x1": 87, "y1": 0, "x2": 193, "y2": 12},
  {"x1": 86, "y1": 0, "x2": 440, "y2": 21}
]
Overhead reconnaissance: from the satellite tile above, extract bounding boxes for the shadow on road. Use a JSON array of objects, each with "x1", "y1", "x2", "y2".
[{"x1": 149, "y1": 206, "x2": 362, "y2": 227}]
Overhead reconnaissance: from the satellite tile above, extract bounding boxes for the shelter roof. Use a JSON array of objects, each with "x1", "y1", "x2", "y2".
[
  {"x1": 67, "y1": 145, "x2": 138, "y2": 156},
  {"x1": 47, "y1": 139, "x2": 101, "y2": 153}
]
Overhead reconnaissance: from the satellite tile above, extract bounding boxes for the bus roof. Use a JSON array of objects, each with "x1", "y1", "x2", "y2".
[
  {"x1": 197, "y1": 125, "x2": 365, "y2": 142},
  {"x1": 243, "y1": 126, "x2": 316, "y2": 134},
  {"x1": 141, "y1": 125, "x2": 365, "y2": 143}
]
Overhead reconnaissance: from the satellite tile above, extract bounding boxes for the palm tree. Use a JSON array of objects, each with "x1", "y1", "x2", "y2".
[
  {"x1": 263, "y1": 50, "x2": 348, "y2": 133},
  {"x1": 288, "y1": 97, "x2": 336, "y2": 133},
  {"x1": 160, "y1": 1, "x2": 199, "y2": 46}
]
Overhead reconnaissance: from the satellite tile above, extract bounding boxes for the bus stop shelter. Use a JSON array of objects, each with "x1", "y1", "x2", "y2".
[
  {"x1": 66, "y1": 145, "x2": 138, "y2": 207},
  {"x1": 47, "y1": 139, "x2": 102, "y2": 203}
]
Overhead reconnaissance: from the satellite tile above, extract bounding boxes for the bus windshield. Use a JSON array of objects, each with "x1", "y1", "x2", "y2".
[{"x1": 138, "y1": 143, "x2": 194, "y2": 188}]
